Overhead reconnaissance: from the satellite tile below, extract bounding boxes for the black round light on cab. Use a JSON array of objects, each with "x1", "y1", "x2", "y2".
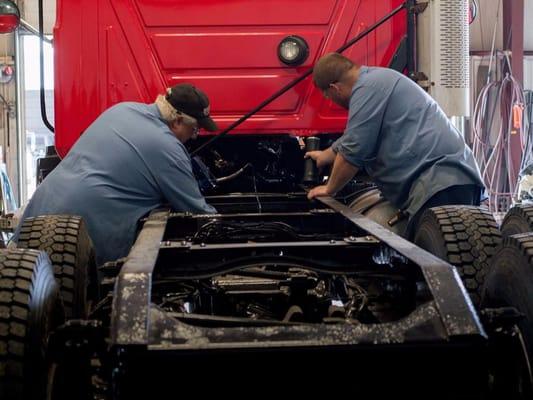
[{"x1": 278, "y1": 36, "x2": 309, "y2": 66}]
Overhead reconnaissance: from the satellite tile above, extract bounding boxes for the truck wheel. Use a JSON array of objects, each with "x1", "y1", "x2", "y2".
[
  {"x1": 0, "y1": 249, "x2": 63, "y2": 400},
  {"x1": 501, "y1": 204, "x2": 533, "y2": 237},
  {"x1": 413, "y1": 206, "x2": 501, "y2": 306},
  {"x1": 17, "y1": 216, "x2": 96, "y2": 319},
  {"x1": 481, "y1": 233, "x2": 533, "y2": 398}
]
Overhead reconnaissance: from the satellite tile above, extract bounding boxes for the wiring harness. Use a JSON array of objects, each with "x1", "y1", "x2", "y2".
[{"x1": 193, "y1": 220, "x2": 335, "y2": 243}]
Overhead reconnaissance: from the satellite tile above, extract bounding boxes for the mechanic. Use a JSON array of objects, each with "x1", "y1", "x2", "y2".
[
  {"x1": 306, "y1": 53, "x2": 485, "y2": 237},
  {"x1": 14, "y1": 83, "x2": 217, "y2": 264}
]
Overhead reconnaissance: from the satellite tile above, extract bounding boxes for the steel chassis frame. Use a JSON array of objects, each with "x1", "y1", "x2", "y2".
[{"x1": 111, "y1": 194, "x2": 485, "y2": 350}]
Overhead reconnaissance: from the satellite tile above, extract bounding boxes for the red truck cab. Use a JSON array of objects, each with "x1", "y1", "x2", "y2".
[{"x1": 54, "y1": 0, "x2": 407, "y2": 158}]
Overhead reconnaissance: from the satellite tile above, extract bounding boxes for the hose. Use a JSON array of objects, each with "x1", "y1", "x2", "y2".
[
  {"x1": 39, "y1": 0, "x2": 54, "y2": 133},
  {"x1": 216, "y1": 163, "x2": 253, "y2": 184}
]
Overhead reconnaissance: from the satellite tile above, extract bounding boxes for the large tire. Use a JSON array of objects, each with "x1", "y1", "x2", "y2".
[
  {"x1": 17, "y1": 216, "x2": 96, "y2": 319},
  {"x1": 413, "y1": 206, "x2": 501, "y2": 305},
  {"x1": 0, "y1": 249, "x2": 63, "y2": 399},
  {"x1": 501, "y1": 204, "x2": 533, "y2": 237},
  {"x1": 481, "y1": 233, "x2": 533, "y2": 398}
]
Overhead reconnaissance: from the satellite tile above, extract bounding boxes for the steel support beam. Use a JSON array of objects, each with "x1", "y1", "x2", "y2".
[
  {"x1": 19, "y1": 19, "x2": 53, "y2": 44},
  {"x1": 14, "y1": 32, "x2": 26, "y2": 205},
  {"x1": 503, "y1": 0, "x2": 524, "y2": 180},
  {"x1": 502, "y1": 0, "x2": 524, "y2": 85}
]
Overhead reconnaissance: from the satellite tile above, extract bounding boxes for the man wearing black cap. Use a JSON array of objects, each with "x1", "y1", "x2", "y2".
[{"x1": 14, "y1": 83, "x2": 218, "y2": 265}]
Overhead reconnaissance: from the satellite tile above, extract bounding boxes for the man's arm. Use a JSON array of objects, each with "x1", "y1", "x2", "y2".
[
  {"x1": 153, "y1": 146, "x2": 217, "y2": 214},
  {"x1": 307, "y1": 152, "x2": 359, "y2": 199}
]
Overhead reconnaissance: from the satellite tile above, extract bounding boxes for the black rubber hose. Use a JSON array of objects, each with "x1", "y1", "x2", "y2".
[
  {"x1": 39, "y1": 0, "x2": 54, "y2": 133},
  {"x1": 216, "y1": 163, "x2": 253, "y2": 183}
]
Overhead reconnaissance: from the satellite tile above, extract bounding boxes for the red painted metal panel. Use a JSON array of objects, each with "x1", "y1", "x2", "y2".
[
  {"x1": 54, "y1": 0, "x2": 407, "y2": 157},
  {"x1": 152, "y1": 31, "x2": 323, "y2": 69},
  {"x1": 167, "y1": 74, "x2": 302, "y2": 113},
  {"x1": 54, "y1": 0, "x2": 101, "y2": 157},
  {"x1": 136, "y1": 0, "x2": 338, "y2": 27}
]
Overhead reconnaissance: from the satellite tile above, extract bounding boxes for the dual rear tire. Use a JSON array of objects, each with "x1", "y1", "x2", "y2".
[
  {"x1": 0, "y1": 215, "x2": 97, "y2": 399},
  {"x1": 16, "y1": 215, "x2": 96, "y2": 319},
  {"x1": 501, "y1": 204, "x2": 533, "y2": 237},
  {"x1": 0, "y1": 249, "x2": 63, "y2": 399},
  {"x1": 413, "y1": 206, "x2": 501, "y2": 306},
  {"x1": 481, "y1": 233, "x2": 533, "y2": 398},
  {"x1": 413, "y1": 205, "x2": 533, "y2": 397}
]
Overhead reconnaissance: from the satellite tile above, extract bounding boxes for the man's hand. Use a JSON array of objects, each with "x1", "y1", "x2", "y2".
[
  {"x1": 304, "y1": 148, "x2": 336, "y2": 169},
  {"x1": 307, "y1": 153, "x2": 360, "y2": 201},
  {"x1": 307, "y1": 185, "x2": 334, "y2": 200}
]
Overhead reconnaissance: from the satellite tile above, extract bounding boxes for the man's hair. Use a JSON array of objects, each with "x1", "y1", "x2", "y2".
[
  {"x1": 155, "y1": 94, "x2": 197, "y2": 126},
  {"x1": 313, "y1": 53, "x2": 356, "y2": 91}
]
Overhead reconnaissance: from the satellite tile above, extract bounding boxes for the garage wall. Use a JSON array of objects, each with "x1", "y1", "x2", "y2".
[
  {"x1": 470, "y1": 0, "x2": 533, "y2": 53},
  {"x1": 0, "y1": 0, "x2": 55, "y2": 203},
  {"x1": 0, "y1": 31, "x2": 18, "y2": 202},
  {"x1": 468, "y1": 0, "x2": 533, "y2": 103},
  {"x1": 524, "y1": 57, "x2": 533, "y2": 91},
  {"x1": 19, "y1": 0, "x2": 55, "y2": 35},
  {"x1": 470, "y1": 0, "x2": 504, "y2": 52}
]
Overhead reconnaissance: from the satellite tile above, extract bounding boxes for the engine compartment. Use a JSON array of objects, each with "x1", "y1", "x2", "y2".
[
  {"x1": 189, "y1": 134, "x2": 341, "y2": 195},
  {"x1": 148, "y1": 196, "x2": 428, "y2": 328}
]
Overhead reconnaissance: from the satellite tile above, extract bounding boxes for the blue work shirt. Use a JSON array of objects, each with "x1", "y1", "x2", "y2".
[
  {"x1": 15, "y1": 102, "x2": 216, "y2": 264},
  {"x1": 333, "y1": 66, "x2": 484, "y2": 217}
]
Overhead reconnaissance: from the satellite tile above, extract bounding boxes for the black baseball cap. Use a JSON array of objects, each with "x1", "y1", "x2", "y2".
[{"x1": 165, "y1": 83, "x2": 218, "y2": 131}]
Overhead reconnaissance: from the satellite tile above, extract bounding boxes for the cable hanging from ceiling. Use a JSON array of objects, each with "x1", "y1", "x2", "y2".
[{"x1": 471, "y1": 67, "x2": 526, "y2": 213}]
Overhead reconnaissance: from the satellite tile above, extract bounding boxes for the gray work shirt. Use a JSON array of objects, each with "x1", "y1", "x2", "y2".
[
  {"x1": 332, "y1": 66, "x2": 484, "y2": 216},
  {"x1": 15, "y1": 103, "x2": 215, "y2": 264}
]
